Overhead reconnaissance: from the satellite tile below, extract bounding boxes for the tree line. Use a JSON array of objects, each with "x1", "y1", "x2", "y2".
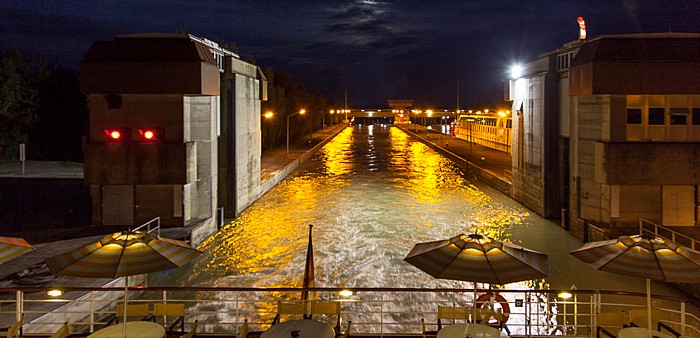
[
  {"x1": 261, "y1": 68, "x2": 333, "y2": 151},
  {"x1": 0, "y1": 48, "x2": 87, "y2": 163},
  {"x1": 0, "y1": 47, "x2": 335, "y2": 163}
]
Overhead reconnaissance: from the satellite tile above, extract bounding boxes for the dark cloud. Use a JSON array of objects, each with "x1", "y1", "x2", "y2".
[{"x1": 2, "y1": 0, "x2": 698, "y2": 107}]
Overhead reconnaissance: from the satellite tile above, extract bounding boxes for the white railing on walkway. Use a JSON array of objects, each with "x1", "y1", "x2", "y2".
[
  {"x1": 1, "y1": 287, "x2": 699, "y2": 337},
  {"x1": 132, "y1": 217, "x2": 161, "y2": 235}
]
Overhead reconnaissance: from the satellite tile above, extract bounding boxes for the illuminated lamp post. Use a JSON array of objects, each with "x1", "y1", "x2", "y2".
[
  {"x1": 262, "y1": 111, "x2": 273, "y2": 150},
  {"x1": 287, "y1": 109, "x2": 306, "y2": 157}
]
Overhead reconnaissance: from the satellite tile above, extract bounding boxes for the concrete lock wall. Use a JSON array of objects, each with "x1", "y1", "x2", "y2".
[
  {"x1": 511, "y1": 74, "x2": 547, "y2": 216},
  {"x1": 185, "y1": 96, "x2": 218, "y2": 226},
  {"x1": 234, "y1": 72, "x2": 262, "y2": 214},
  {"x1": 218, "y1": 56, "x2": 264, "y2": 217}
]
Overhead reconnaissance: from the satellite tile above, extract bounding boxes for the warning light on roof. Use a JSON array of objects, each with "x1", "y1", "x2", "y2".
[{"x1": 578, "y1": 16, "x2": 586, "y2": 40}]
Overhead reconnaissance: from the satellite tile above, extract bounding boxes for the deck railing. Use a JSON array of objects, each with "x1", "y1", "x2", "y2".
[
  {"x1": 1, "y1": 286, "x2": 699, "y2": 337},
  {"x1": 640, "y1": 218, "x2": 700, "y2": 251}
]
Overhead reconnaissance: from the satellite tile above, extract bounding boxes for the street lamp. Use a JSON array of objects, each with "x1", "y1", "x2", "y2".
[
  {"x1": 262, "y1": 111, "x2": 273, "y2": 150},
  {"x1": 287, "y1": 109, "x2": 306, "y2": 157}
]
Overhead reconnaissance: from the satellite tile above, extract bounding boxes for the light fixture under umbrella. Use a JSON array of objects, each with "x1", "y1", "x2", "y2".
[
  {"x1": 405, "y1": 233, "x2": 548, "y2": 334},
  {"x1": 46, "y1": 230, "x2": 201, "y2": 337},
  {"x1": 570, "y1": 234, "x2": 700, "y2": 338},
  {"x1": 0, "y1": 236, "x2": 35, "y2": 265},
  {"x1": 404, "y1": 233, "x2": 548, "y2": 284}
]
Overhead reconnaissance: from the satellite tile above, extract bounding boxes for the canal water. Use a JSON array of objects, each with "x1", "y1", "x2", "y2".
[{"x1": 151, "y1": 125, "x2": 686, "y2": 332}]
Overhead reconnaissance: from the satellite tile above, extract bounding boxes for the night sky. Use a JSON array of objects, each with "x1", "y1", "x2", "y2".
[{"x1": 2, "y1": 1, "x2": 699, "y2": 108}]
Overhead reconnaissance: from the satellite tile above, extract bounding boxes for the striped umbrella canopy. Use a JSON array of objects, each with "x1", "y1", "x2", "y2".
[
  {"x1": 46, "y1": 230, "x2": 200, "y2": 336},
  {"x1": 46, "y1": 230, "x2": 201, "y2": 278},
  {"x1": 0, "y1": 236, "x2": 35, "y2": 265},
  {"x1": 404, "y1": 233, "x2": 548, "y2": 285},
  {"x1": 570, "y1": 234, "x2": 700, "y2": 283},
  {"x1": 570, "y1": 234, "x2": 700, "y2": 337}
]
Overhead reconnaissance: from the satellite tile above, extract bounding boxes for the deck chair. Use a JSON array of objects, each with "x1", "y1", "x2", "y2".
[
  {"x1": 153, "y1": 303, "x2": 186, "y2": 338},
  {"x1": 179, "y1": 320, "x2": 197, "y2": 338},
  {"x1": 112, "y1": 303, "x2": 151, "y2": 324},
  {"x1": 310, "y1": 301, "x2": 342, "y2": 336},
  {"x1": 50, "y1": 322, "x2": 70, "y2": 338},
  {"x1": 596, "y1": 311, "x2": 626, "y2": 338},
  {"x1": 422, "y1": 306, "x2": 471, "y2": 337},
  {"x1": 628, "y1": 308, "x2": 661, "y2": 329},
  {"x1": 236, "y1": 319, "x2": 248, "y2": 338},
  {"x1": 271, "y1": 302, "x2": 308, "y2": 325},
  {"x1": 3, "y1": 314, "x2": 23, "y2": 338}
]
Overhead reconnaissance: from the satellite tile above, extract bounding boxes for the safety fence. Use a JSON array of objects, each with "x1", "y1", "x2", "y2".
[{"x1": 1, "y1": 286, "x2": 698, "y2": 337}]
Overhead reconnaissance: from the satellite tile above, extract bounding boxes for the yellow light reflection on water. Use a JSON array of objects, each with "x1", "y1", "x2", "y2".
[
  {"x1": 319, "y1": 127, "x2": 354, "y2": 178},
  {"x1": 387, "y1": 127, "x2": 527, "y2": 244},
  {"x1": 165, "y1": 125, "x2": 536, "y2": 325}
]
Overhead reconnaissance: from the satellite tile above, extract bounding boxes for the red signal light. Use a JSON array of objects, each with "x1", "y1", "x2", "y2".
[
  {"x1": 141, "y1": 130, "x2": 155, "y2": 140},
  {"x1": 104, "y1": 129, "x2": 122, "y2": 140},
  {"x1": 138, "y1": 128, "x2": 160, "y2": 141}
]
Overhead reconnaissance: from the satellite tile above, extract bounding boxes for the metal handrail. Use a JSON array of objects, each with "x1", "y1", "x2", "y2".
[
  {"x1": 1, "y1": 287, "x2": 699, "y2": 337},
  {"x1": 640, "y1": 219, "x2": 700, "y2": 250},
  {"x1": 132, "y1": 217, "x2": 161, "y2": 236}
]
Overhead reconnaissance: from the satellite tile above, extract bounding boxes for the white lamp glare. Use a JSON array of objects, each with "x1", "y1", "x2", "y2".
[{"x1": 510, "y1": 64, "x2": 523, "y2": 79}]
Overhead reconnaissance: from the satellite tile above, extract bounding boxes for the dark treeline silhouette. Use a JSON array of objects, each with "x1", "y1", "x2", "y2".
[
  {"x1": 0, "y1": 48, "x2": 87, "y2": 163},
  {"x1": 261, "y1": 68, "x2": 332, "y2": 151}
]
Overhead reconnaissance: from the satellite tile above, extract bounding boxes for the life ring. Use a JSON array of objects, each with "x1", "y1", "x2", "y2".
[{"x1": 475, "y1": 292, "x2": 510, "y2": 325}]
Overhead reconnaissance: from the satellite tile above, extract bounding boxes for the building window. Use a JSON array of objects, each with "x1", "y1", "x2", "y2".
[
  {"x1": 105, "y1": 95, "x2": 122, "y2": 109},
  {"x1": 648, "y1": 108, "x2": 665, "y2": 125},
  {"x1": 670, "y1": 114, "x2": 687, "y2": 125},
  {"x1": 627, "y1": 109, "x2": 642, "y2": 124},
  {"x1": 669, "y1": 108, "x2": 688, "y2": 125},
  {"x1": 693, "y1": 108, "x2": 700, "y2": 125}
]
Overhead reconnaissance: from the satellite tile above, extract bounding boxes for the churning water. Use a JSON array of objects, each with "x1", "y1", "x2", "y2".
[{"x1": 151, "y1": 125, "x2": 687, "y2": 333}]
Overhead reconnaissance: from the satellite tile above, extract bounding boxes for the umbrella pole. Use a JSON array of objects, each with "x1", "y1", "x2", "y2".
[
  {"x1": 472, "y1": 282, "x2": 477, "y2": 337},
  {"x1": 472, "y1": 282, "x2": 477, "y2": 322},
  {"x1": 123, "y1": 275, "x2": 128, "y2": 338},
  {"x1": 647, "y1": 279, "x2": 652, "y2": 338}
]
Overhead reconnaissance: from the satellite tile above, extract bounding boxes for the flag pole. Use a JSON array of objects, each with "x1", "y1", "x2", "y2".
[{"x1": 301, "y1": 224, "x2": 315, "y2": 318}]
